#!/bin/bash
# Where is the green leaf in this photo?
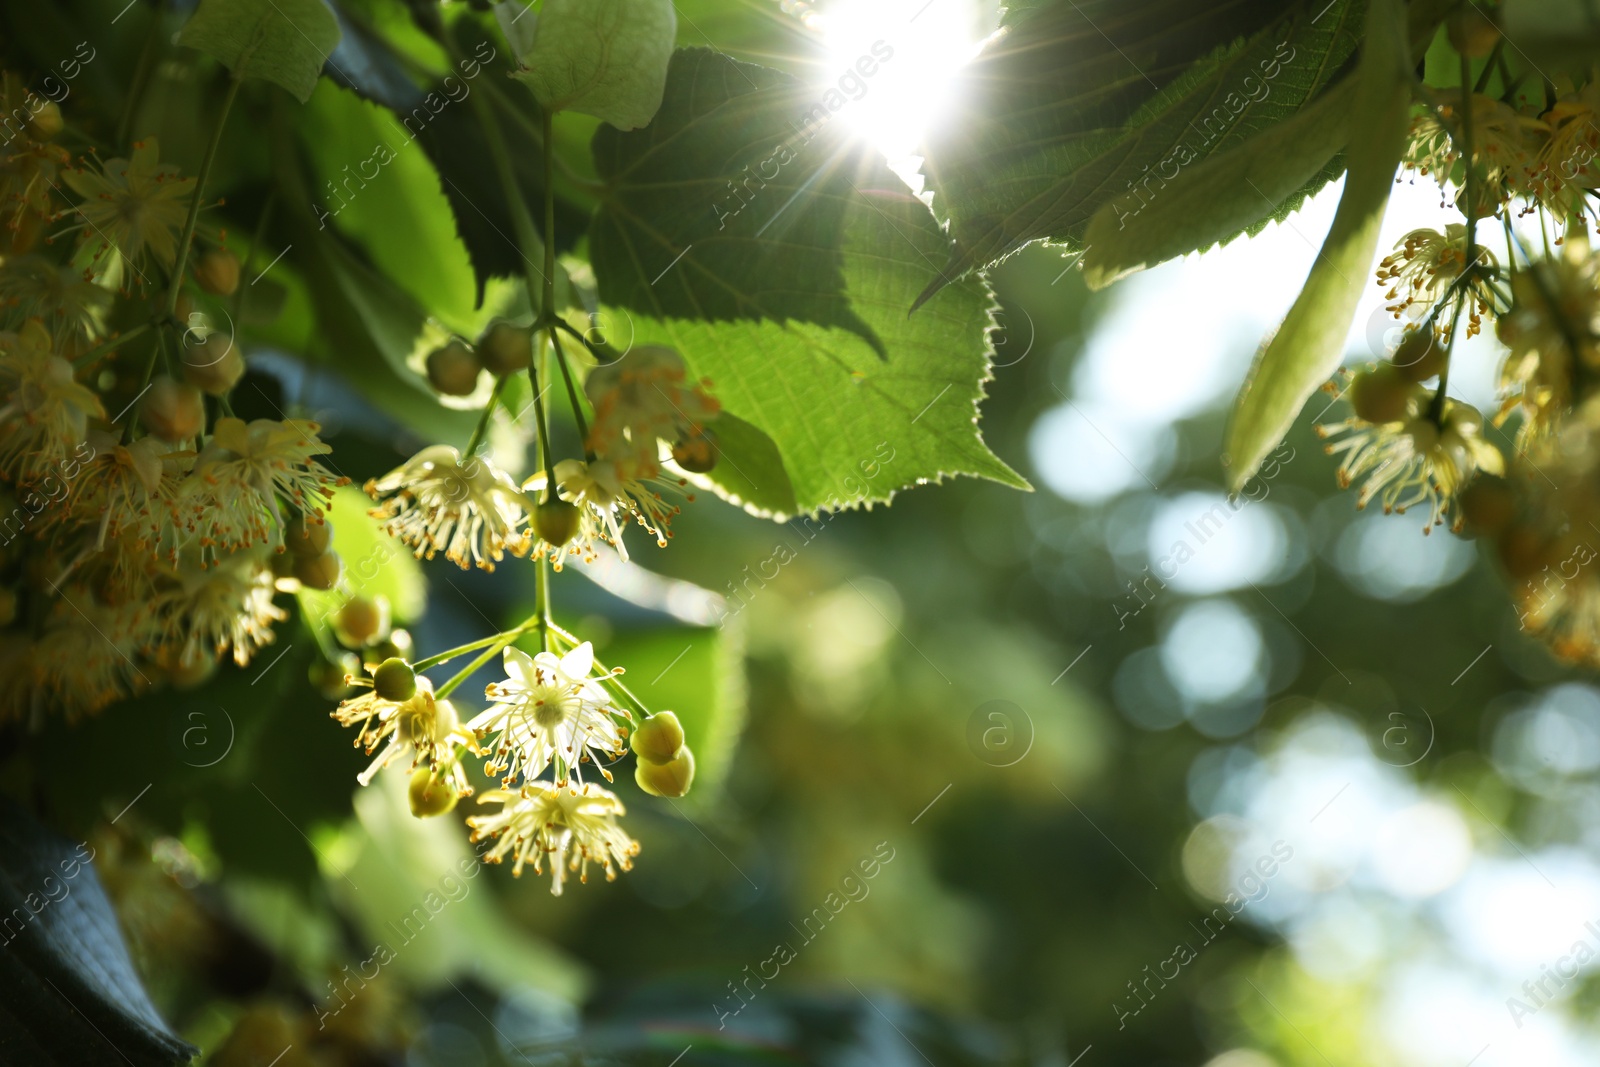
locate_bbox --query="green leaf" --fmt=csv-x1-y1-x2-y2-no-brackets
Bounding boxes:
690,411,798,519
1222,0,1412,492
178,0,341,103
916,0,1364,299
0,798,197,1066
510,0,676,130
1078,0,1453,287
298,82,482,334
1081,78,1355,288
590,49,1026,515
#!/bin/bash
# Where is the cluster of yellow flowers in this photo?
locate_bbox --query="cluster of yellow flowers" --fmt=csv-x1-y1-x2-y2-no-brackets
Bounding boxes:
1322,51,1600,666
368,343,719,573
4,65,716,895
0,110,342,719
341,335,720,893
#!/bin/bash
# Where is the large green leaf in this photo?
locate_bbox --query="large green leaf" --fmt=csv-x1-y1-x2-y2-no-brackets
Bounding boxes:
1080,79,1355,288
589,48,1026,516
0,799,196,1066
178,0,340,103
1078,0,1453,287
916,0,1364,298
1222,0,1412,491
509,0,676,130
298,82,483,334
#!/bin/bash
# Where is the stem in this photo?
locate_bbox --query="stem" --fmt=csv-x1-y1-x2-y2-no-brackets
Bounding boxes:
72,319,155,370
417,616,542,674
532,334,554,653
166,75,242,321
479,76,605,192
550,327,592,458
455,36,563,652
1434,52,1480,423
464,374,507,457
435,628,523,700
1471,40,1503,95
540,106,557,321
117,0,166,149
554,319,621,364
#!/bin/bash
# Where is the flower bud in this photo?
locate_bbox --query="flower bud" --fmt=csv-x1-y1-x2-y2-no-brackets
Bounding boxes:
1390,328,1444,383
293,549,343,590
672,429,718,473
373,657,417,701
477,322,533,377
182,334,245,395
194,248,241,296
27,102,62,141
426,341,482,396
409,768,459,817
285,514,333,556
630,710,685,764
1448,8,1499,58
1349,365,1412,424
141,376,205,442
335,595,388,648
365,628,414,665
635,747,695,798
534,498,580,546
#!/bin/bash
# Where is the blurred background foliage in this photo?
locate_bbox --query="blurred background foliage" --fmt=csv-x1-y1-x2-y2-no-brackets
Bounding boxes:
4,1,1600,1066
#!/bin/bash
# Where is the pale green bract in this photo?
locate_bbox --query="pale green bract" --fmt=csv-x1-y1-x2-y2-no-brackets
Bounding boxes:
508,0,676,130
177,0,340,103
1221,0,1412,492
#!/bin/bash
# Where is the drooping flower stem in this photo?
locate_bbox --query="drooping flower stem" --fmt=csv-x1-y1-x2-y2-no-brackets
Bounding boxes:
462,57,561,650
165,72,242,322
433,615,541,699
463,374,507,458
1433,53,1479,424
553,318,621,365
550,327,593,460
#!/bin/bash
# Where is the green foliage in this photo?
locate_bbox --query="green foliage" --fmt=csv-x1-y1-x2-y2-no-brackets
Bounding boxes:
1222,0,1412,490
0,799,197,1066
1081,78,1355,288
177,0,340,102
916,0,1364,295
299,83,483,333
509,0,677,130
590,49,1026,515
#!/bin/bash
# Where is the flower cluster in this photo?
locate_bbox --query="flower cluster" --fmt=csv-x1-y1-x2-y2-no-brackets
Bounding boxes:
365,338,720,571
1324,58,1600,666
0,107,344,718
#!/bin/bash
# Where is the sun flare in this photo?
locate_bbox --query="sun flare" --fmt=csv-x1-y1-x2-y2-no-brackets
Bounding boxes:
812,0,989,166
